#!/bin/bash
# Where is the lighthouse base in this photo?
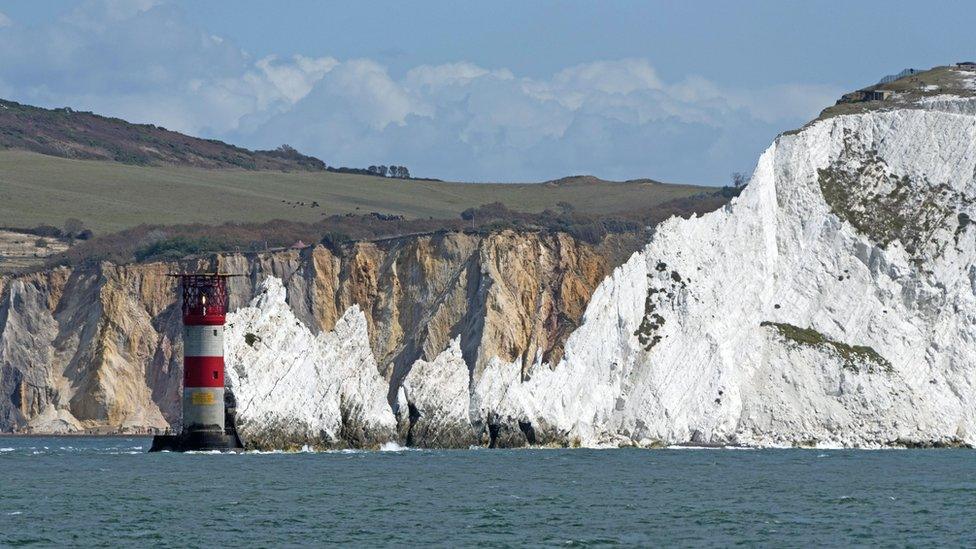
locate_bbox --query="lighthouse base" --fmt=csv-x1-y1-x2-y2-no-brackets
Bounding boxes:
149,428,245,453
150,388,245,453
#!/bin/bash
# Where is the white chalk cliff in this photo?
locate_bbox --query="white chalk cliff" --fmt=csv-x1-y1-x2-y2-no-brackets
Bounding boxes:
222,67,976,448
473,106,976,448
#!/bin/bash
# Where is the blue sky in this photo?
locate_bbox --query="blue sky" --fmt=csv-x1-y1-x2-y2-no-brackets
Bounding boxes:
1,1,974,184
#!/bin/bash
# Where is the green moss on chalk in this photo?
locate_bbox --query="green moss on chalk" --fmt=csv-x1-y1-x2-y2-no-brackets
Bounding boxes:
634,285,665,350
761,321,892,374
244,332,260,348
817,131,960,262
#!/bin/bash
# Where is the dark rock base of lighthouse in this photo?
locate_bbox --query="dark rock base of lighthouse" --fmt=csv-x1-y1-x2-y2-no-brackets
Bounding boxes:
149,430,244,452
149,391,245,452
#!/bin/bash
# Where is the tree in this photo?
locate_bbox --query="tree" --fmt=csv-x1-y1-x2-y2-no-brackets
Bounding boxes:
31,224,61,238
731,172,749,189
320,231,350,253
460,201,509,221
398,166,410,179
378,165,389,177
368,165,378,175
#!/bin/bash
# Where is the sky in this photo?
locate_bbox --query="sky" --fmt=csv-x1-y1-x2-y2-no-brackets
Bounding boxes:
0,1,974,184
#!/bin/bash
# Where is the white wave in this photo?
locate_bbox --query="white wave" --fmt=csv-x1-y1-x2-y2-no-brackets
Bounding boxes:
666,445,757,450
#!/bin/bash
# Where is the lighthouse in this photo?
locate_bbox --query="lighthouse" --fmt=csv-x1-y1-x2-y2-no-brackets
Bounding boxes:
150,273,244,452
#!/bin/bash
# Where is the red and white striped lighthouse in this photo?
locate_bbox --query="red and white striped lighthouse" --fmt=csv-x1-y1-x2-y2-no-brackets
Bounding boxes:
181,274,230,434
150,273,243,452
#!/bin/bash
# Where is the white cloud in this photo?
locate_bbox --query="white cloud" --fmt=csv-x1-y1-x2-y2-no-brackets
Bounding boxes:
0,11,12,28
552,58,664,95
319,59,429,130
0,1,333,136
254,55,338,104
404,62,513,90
247,58,838,182
0,0,843,184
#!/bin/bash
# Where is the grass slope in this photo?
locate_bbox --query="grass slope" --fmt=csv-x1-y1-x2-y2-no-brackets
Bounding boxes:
0,150,711,233
791,65,976,133
0,98,325,170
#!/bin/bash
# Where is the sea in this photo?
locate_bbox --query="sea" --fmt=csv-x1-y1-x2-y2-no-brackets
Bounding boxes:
0,437,973,547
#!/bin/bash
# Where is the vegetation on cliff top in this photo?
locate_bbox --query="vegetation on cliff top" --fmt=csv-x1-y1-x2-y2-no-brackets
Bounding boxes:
785,64,976,135
47,191,735,267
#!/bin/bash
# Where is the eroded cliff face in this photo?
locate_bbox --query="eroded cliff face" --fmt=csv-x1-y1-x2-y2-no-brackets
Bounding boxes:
0,230,616,445
466,97,976,449
0,263,175,433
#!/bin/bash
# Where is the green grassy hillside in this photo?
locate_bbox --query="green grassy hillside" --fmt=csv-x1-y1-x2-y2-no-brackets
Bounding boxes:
0,150,711,233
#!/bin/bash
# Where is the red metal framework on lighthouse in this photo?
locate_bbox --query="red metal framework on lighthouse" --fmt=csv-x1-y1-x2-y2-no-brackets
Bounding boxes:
179,274,231,324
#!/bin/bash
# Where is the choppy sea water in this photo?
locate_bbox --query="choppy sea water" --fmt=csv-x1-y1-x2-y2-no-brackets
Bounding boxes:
1,437,974,547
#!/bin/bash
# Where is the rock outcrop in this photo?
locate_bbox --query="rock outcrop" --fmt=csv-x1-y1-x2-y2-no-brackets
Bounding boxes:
398,338,478,447
224,279,396,450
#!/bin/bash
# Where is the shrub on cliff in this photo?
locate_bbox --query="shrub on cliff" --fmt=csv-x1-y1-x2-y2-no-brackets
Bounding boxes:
28,224,63,238
134,236,221,262
320,231,351,253
461,202,509,221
